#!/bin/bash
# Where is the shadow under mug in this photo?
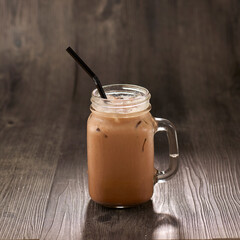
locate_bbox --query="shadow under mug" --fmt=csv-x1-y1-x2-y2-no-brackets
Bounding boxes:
82,200,180,240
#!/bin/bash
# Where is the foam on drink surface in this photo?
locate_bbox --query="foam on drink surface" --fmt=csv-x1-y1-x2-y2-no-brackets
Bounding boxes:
107,93,142,102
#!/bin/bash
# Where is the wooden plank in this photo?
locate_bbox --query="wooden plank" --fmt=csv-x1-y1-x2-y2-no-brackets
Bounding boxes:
40,102,89,240
0,0,75,239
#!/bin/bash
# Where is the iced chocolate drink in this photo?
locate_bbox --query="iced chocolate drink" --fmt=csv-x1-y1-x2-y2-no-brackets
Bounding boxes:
87,84,179,208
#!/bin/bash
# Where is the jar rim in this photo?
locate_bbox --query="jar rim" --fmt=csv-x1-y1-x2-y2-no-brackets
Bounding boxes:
91,84,151,114
92,84,150,99
91,84,150,111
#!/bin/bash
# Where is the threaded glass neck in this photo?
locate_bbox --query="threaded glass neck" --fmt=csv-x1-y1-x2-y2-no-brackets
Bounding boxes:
91,84,151,114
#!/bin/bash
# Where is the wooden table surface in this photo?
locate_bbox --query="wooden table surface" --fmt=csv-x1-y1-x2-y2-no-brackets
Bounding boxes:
0,0,240,239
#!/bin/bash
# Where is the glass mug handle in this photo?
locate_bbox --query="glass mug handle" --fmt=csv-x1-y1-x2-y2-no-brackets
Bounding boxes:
154,117,179,183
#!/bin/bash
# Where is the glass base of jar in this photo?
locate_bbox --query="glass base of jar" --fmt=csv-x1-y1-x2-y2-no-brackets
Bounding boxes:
103,204,134,209
93,199,150,209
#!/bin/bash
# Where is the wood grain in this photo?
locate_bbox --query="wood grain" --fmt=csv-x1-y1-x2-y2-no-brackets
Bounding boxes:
0,0,240,239
0,0,75,239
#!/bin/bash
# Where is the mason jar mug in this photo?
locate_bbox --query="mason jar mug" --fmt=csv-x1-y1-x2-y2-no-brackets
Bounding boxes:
87,84,179,208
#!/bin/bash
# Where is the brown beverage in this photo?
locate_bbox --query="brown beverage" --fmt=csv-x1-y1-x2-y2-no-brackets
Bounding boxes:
87,84,179,208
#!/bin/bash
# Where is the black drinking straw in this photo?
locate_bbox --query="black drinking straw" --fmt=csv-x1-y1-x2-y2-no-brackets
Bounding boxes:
66,47,107,99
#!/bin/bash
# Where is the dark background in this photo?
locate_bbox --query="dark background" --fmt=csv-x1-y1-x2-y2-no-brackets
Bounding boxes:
0,0,239,239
